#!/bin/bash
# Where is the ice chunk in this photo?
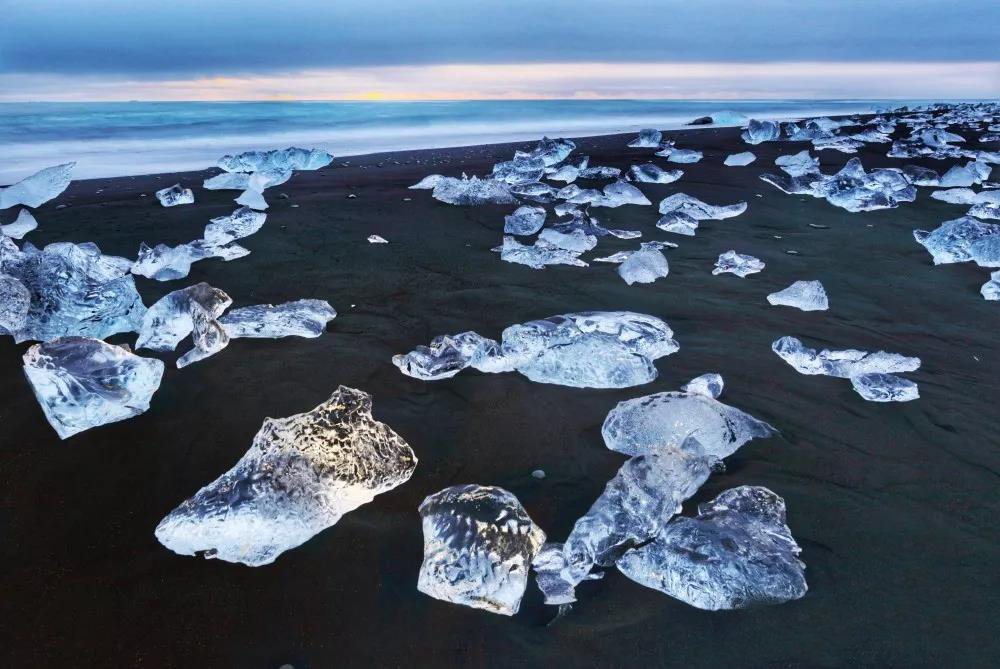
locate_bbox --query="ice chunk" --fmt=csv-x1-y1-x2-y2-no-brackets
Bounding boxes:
657,193,748,236
235,188,268,210
1,209,38,239
902,165,941,187
136,283,231,362
772,336,920,378
713,251,764,277
850,373,920,402
532,543,584,606
176,307,230,369
929,188,978,204
981,271,1000,300
767,280,829,311
765,158,916,213
2,241,145,343
503,205,546,235
628,163,682,184
417,485,546,616
939,161,992,187
203,172,250,191
367,234,388,244
492,156,546,186
0,163,75,209
578,166,621,180
592,180,651,208
742,119,781,144
593,242,673,285
218,147,333,173
392,331,507,381
23,337,163,439
812,136,863,153
724,152,756,167
219,299,336,339
628,129,662,148
775,151,820,177
525,137,576,167
494,236,588,270
155,386,416,566
616,486,807,610
656,147,703,164
509,182,557,203
913,216,1000,266
550,207,640,240
538,228,597,252
432,176,518,206
602,373,774,460
0,272,30,334
545,163,579,183
155,184,194,207
203,207,267,245
131,239,250,281
409,174,444,190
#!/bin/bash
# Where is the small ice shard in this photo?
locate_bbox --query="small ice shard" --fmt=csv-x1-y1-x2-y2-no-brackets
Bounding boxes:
219,299,336,339
713,251,765,277
538,228,597,252
775,151,820,177
1,209,38,239
767,280,829,311
724,152,756,167
432,176,518,206
367,234,388,244
602,373,774,460
218,147,333,173
593,180,651,208
155,184,194,207
155,386,417,566
0,163,75,209
409,174,444,190
417,485,545,616
495,236,588,269
394,311,678,389
616,486,807,610
850,373,920,402
503,205,546,235
742,119,781,144
578,166,621,180
23,337,164,439
772,336,920,378
628,164,682,184
913,216,1000,266
131,239,250,281
235,188,268,210
2,241,146,343
0,273,30,334
136,282,232,354
203,207,266,245
628,129,662,148
657,147,703,164
657,193,748,236
981,271,1000,300
593,242,673,285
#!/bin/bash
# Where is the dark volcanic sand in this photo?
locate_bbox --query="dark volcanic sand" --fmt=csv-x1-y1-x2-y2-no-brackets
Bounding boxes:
1,123,998,668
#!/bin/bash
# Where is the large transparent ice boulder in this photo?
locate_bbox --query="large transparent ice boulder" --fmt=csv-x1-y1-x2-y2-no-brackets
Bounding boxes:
131,239,250,281
767,280,829,311
616,486,807,610
0,163,75,209
713,251,765,277
417,485,546,616
601,373,774,461
218,147,333,173
155,184,194,207
742,119,781,144
913,216,1000,266
23,337,164,439
155,386,416,566
628,129,662,148
219,299,336,339
1,241,145,343
1,209,38,239
503,205,546,236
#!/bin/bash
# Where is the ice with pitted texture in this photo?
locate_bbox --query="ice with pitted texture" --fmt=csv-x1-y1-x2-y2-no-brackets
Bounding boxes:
629,164,682,184
628,129,662,148
850,373,920,402
545,163,580,183
0,273,30,334
913,216,1000,267
616,486,807,610
742,120,781,144
767,280,829,311
812,137,863,154
494,236,588,269
417,485,546,616
772,336,920,378
23,337,164,439
432,176,518,206
203,207,267,245
131,239,250,281
982,271,1000,300
503,206,546,235
2,209,38,239
0,163,75,209
155,386,416,566
713,251,764,277
136,282,231,366
593,242,675,285
602,373,774,461
219,299,336,339
525,137,576,167
394,311,678,388
578,166,621,180
1,241,145,343
775,151,820,177
155,184,194,207
218,147,333,173
724,152,756,166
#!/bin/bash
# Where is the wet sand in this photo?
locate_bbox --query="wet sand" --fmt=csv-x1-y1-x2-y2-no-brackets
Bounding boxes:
1,122,998,668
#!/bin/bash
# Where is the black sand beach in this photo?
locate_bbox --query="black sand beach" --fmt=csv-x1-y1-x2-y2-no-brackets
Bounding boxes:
1,122,998,667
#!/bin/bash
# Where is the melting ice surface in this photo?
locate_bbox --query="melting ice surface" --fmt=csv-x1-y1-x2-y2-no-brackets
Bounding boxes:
417,485,546,616
23,337,164,439
1,209,38,239
155,184,194,207
503,206,546,236
432,176,518,206
132,239,250,282
657,193,747,236
593,242,675,285
850,373,920,402
913,217,1000,267
724,152,757,167
155,386,417,566
767,280,829,311
0,163,75,209
713,251,765,277
0,272,30,334
616,486,807,610
218,147,333,173
761,157,916,213
219,299,336,339
203,207,267,245
136,283,232,368
393,311,678,388
495,236,588,269
742,120,781,145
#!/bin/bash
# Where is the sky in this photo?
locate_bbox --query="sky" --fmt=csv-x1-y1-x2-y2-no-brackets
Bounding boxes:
1,0,998,101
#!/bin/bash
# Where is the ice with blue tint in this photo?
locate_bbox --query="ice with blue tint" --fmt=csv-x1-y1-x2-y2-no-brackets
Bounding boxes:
155,184,194,207
724,152,756,166
657,193,747,236
850,373,920,402
155,386,417,566
913,216,1000,267
538,228,597,252
742,120,781,144
656,145,703,164
1,209,38,239
136,282,232,368
432,175,518,206
775,151,820,177
629,163,683,184
713,251,764,277
981,271,1000,300
218,147,333,173
219,299,336,339
762,158,916,213
767,280,829,311
616,486,807,610
23,337,164,439
495,236,588,270
578,166,621,180
203,207,267,245
131,239,250,281
0,272,31,334
592,180,651,208
628,129,662,148
549,207,640,240
0,163,75,209
593,241,675,285
417,485,546,616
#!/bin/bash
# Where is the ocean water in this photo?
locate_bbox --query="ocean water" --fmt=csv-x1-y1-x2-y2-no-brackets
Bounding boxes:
0,99,938,182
